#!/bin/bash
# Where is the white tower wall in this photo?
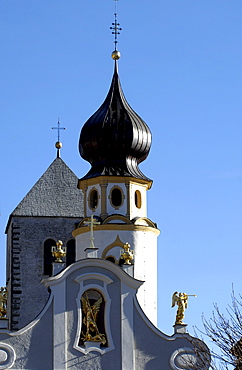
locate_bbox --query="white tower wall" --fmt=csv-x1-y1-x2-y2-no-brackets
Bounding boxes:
73,222,159,325
79,177,149,221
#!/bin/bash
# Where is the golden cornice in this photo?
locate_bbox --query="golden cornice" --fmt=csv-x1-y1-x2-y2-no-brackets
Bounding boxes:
78,176,152,190
72,223,160,238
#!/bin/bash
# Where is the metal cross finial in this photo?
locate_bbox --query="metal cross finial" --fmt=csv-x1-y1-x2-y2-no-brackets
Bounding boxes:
51,119,66,158
110,11,122,51
52,119,66,142
84,215,100,248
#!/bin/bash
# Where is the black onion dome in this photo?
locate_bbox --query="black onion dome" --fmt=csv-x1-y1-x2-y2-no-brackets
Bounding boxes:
79,61,152,181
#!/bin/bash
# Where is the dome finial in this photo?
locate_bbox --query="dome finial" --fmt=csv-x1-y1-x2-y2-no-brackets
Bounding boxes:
110,1,122,60
51,119,66,158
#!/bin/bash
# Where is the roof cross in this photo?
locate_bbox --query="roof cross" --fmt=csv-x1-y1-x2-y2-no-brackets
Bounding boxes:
84,215,100,248
51,119,66,158
52,119,66,142
110,11,122,51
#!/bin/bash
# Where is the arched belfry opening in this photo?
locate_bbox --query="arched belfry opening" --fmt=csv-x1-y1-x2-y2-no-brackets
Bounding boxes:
66,239,76,266
43,239,56,276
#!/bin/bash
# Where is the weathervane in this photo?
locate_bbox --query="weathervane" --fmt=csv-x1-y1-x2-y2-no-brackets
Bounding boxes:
110,0,122,60
51,119,66,158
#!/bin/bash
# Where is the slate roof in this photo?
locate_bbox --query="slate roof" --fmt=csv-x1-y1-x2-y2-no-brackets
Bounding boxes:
10,157,83,217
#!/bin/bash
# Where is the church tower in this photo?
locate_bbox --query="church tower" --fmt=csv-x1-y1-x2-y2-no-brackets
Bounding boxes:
73,55,160,325
0,7,210,370
5,147,84,330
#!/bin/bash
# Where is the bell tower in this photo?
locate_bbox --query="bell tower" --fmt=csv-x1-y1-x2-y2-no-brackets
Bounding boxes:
73,16,160,325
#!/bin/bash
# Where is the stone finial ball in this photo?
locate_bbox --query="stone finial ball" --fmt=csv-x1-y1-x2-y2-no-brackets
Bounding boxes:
111,50,121,60
55,141,62,149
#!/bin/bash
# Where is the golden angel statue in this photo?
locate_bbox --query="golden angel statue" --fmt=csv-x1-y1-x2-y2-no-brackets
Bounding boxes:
0,287,7,318
172,292,188,325
81,293,106,345
172,292,196,325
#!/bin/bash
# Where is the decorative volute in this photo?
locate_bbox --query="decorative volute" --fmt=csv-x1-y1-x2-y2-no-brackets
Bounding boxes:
79,61,152,181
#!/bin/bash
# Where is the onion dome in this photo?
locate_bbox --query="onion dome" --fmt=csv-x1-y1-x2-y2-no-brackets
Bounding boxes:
79,61,152,181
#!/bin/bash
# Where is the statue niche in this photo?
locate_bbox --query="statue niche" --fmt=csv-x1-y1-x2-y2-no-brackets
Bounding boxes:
79,289,106,346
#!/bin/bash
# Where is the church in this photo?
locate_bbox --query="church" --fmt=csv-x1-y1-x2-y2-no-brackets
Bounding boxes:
0,11,209,370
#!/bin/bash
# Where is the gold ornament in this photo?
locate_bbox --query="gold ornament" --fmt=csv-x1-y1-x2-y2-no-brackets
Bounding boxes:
0,287,7,318
111,50,121,60
81,293,106,345
121,242,134,265
172,292,196,325
52,240,66,263
55,141,62,149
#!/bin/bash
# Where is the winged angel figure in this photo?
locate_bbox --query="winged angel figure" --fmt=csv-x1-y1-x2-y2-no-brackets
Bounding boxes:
171,292,188,325
81,293,106,345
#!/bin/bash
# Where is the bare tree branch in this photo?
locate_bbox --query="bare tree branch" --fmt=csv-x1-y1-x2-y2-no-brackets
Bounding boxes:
191,290,242,370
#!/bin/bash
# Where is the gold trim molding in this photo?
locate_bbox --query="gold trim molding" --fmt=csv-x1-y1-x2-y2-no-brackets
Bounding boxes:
78,176,152,190
72,223,160,238
101,235,126,259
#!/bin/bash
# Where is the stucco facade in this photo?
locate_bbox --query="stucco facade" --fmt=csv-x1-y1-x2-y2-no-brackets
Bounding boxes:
0,259,205,370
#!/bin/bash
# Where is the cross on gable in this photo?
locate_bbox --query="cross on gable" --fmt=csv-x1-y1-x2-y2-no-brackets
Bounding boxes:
84,215,100,248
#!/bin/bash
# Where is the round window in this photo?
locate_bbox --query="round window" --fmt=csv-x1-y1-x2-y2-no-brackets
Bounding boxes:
135,190,142,209
89,189,98,209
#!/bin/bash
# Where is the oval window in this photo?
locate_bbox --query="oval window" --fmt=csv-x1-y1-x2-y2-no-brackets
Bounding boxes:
111,188,122,207
135,190,142,209
89,189,98,209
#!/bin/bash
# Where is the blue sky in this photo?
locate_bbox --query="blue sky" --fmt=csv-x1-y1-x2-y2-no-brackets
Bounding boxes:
0,0,242,344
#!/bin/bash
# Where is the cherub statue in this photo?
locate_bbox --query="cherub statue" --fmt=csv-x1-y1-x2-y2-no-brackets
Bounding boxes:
172,292,188,325
81,293,106,345
0,287,7,318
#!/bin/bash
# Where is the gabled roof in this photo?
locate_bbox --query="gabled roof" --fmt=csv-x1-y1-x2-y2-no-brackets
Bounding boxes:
10,157,83,218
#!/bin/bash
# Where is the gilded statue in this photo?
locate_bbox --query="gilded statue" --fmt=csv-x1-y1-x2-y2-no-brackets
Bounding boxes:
172,292,196,325
81,293,106,345
0,287,7,318
120,242,134,265
51,240,66,262
172,292,188,325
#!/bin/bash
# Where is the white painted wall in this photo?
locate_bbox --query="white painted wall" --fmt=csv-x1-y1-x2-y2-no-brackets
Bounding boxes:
129,183,147,219
85,181,148,220
75,228,158,325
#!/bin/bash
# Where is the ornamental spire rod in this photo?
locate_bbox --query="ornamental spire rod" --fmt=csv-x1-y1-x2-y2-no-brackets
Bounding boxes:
110,1,122,60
